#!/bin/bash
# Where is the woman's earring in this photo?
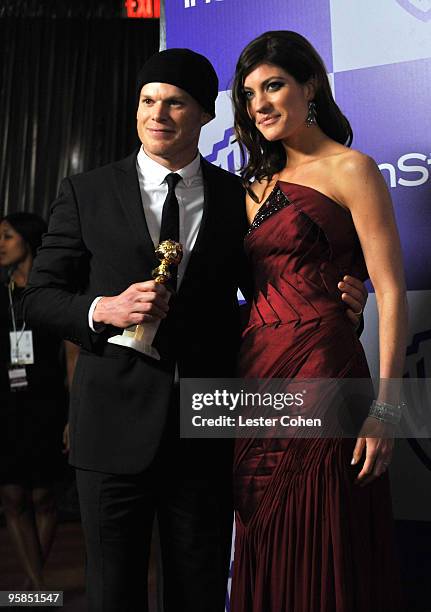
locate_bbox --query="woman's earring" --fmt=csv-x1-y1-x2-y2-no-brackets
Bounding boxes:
305,101,317,127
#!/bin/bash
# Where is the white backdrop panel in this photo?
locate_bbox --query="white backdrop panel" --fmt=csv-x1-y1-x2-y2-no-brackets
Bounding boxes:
330,0,431,72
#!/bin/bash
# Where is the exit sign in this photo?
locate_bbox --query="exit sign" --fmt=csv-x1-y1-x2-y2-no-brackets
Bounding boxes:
124,0,160,18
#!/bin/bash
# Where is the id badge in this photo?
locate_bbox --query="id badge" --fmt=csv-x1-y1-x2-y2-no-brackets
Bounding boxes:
9,330,34,365
8,366,28,391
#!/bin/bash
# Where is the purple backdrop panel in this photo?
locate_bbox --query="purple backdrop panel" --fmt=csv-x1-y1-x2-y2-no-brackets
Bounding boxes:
334,58,431,292
166,0,333,91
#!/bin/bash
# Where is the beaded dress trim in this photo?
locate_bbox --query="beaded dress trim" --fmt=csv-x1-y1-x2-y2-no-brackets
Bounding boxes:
247,185,292,235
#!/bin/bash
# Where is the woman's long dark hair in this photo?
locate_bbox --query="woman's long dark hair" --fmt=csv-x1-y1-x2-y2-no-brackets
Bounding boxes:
232,31,353,195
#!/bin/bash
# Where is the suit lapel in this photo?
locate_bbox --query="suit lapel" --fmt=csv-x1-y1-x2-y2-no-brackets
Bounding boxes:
178,157,217,293
113,152,159,270
112,153,220,288
190,156,213,254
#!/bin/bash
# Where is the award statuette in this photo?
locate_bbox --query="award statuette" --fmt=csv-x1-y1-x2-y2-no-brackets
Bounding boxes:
107,240,183,360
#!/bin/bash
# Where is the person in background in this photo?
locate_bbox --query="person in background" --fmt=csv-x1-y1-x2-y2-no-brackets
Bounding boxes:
0,212,70,589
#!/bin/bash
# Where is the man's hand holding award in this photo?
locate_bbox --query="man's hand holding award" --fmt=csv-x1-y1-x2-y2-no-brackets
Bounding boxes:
106,239,183,360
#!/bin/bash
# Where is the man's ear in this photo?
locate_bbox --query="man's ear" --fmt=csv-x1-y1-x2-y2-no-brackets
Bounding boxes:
201,111,213,127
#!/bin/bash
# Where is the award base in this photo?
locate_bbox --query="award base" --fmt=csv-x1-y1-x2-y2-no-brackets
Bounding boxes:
107,320,161,360
107,334,160,360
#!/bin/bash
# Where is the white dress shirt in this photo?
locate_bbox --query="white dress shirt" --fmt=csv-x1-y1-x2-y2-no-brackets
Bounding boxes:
136,146,204,284
88,147,205,331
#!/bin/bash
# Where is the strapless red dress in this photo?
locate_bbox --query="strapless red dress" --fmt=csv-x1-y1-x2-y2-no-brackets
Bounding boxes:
230,182,401,612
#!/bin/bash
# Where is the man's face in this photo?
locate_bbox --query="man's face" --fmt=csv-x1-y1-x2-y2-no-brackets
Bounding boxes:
136,82,211,169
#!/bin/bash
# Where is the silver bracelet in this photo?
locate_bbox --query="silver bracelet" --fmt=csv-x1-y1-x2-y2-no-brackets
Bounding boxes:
368,399,403,425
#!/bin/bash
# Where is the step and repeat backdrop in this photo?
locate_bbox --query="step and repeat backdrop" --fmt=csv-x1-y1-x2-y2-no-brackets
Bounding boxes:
165,0,431,588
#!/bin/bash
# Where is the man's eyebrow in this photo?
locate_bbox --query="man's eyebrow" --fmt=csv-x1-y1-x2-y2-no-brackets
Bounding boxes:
164,95,186,102
140,93,186,102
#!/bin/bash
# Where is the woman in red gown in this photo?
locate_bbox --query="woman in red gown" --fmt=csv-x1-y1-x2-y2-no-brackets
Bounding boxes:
230,31,407,611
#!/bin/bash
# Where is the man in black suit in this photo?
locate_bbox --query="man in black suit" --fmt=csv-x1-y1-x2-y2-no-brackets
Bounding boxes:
23,49,366,611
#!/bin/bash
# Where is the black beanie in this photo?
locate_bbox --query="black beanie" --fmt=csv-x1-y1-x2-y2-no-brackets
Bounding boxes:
136,48,219,118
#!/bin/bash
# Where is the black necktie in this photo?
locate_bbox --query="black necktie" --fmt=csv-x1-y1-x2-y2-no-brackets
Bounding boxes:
160,173,181,244
159,172,181,289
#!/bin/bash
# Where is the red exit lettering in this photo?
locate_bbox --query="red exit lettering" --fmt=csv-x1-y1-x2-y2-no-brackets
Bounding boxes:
124,0,160,18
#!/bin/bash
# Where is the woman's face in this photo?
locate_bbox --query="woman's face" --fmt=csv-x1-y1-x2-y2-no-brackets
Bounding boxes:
243,62,312,142
0,221,30,268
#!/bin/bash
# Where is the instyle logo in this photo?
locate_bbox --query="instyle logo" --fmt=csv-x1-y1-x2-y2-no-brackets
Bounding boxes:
378,153,431,188
396,0,431,22
184,0,224,7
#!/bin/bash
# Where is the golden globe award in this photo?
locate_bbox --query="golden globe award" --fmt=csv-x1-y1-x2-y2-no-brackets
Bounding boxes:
107,240,183,360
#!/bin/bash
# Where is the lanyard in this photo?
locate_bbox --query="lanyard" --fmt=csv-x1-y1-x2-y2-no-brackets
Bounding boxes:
7,280,26,364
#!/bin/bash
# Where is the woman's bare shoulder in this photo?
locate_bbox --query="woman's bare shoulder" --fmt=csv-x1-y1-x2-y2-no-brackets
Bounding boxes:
332,149,388,211
332,148,378,177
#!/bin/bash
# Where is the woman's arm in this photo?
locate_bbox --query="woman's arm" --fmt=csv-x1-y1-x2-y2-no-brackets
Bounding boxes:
336,151,408,485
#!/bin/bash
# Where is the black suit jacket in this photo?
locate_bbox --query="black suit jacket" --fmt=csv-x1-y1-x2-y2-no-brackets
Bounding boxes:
23,153,250,474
